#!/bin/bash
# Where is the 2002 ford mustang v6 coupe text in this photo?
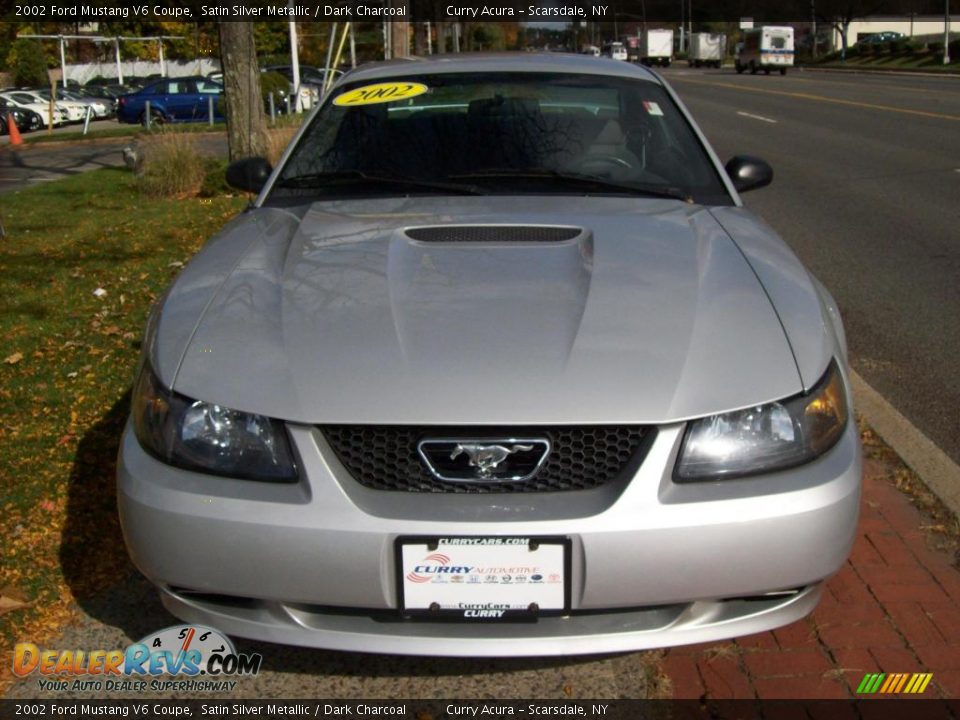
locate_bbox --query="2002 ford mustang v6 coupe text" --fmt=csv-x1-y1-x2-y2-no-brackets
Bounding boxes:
118,54,861,656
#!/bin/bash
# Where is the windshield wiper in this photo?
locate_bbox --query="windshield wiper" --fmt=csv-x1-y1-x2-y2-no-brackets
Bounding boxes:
275,170,487,195
448,169,692,202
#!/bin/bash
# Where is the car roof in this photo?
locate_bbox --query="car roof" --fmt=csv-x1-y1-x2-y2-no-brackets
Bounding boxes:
343,53,664,85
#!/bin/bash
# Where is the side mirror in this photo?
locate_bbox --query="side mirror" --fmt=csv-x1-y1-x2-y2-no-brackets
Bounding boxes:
725,155,773,194
225,156,273,193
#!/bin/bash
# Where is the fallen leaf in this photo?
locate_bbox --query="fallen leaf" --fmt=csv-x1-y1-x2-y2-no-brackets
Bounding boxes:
4,352,23,365
0,587,29,616
93,288,107,298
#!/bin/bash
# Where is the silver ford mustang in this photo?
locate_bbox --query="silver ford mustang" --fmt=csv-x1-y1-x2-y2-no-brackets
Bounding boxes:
118,54,860,656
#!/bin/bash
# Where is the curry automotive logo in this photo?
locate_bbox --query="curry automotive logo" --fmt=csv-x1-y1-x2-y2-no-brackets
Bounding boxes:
12,625,262,693
856,672,934,695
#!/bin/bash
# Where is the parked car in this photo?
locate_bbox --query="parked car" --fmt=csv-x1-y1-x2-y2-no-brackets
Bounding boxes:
119,54,860,657
855,31,905,46
30,89,89,123
0,91,67,127
262,64,339,107
57,88,112,118
0,97,44,133
116,77,224,125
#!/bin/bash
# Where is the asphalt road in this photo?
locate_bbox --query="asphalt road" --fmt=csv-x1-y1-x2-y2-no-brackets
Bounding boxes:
0,135,229,195
665,67,960,465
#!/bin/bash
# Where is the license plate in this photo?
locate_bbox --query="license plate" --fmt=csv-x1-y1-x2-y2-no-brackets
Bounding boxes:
396,537,569,619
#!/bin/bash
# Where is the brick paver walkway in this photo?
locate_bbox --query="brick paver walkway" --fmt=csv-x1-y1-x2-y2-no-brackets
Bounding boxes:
662,457,960,699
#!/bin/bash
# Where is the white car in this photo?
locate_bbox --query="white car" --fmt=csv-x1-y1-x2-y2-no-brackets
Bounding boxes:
59,89,111,119
0,91,68,127
29,89,87,122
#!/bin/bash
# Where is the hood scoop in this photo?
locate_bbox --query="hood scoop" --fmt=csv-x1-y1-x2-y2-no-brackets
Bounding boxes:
405,225,582,243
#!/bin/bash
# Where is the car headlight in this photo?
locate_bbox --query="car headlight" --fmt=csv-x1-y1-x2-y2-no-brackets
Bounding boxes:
675,361,848,481
132,364,298,482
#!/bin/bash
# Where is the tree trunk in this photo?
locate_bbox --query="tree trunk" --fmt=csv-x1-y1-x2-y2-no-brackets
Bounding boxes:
391,20,410,57
218,22,268,162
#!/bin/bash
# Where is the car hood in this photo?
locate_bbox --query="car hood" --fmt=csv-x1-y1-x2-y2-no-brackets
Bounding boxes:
157,196,804,425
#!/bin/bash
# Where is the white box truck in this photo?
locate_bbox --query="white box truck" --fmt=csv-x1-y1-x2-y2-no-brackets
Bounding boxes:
689,33,727,68
638,29,674,67
735,26,795,75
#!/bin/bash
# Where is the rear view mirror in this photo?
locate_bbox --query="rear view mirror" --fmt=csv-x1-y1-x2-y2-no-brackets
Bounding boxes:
226,156,273,193
725,156,773,194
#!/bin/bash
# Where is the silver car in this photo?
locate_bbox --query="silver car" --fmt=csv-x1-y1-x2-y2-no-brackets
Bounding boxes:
118,54,860,656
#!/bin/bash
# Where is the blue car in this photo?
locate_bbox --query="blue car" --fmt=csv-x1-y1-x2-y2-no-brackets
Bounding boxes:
116,76,224,125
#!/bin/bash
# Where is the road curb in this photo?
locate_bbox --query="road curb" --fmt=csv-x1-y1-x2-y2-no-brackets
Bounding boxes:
797,65,960,79
851,370,960,518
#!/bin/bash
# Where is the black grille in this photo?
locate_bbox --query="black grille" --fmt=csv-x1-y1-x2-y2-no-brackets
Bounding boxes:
405,226,581,243
321,425,652,494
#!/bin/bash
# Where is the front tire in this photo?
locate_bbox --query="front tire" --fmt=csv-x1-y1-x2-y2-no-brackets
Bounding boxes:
735,62,745,74
780,67,788,75
140,110,165,128
750,61,758,74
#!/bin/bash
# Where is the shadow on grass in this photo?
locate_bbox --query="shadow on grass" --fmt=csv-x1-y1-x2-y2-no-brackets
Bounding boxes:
59,389,175,641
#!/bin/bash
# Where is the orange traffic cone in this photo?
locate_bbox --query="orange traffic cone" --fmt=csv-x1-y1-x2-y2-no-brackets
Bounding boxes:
7,113,23,146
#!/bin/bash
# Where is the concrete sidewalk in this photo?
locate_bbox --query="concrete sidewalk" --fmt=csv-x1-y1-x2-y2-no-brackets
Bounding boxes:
662,426,960,699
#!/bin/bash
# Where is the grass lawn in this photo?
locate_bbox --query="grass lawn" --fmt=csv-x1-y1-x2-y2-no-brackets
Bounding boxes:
812,49,960,73
0,169,245,681
21,122,229,146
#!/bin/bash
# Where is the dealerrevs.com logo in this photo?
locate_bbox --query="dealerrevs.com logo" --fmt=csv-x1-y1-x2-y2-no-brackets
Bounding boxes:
13,625,262,692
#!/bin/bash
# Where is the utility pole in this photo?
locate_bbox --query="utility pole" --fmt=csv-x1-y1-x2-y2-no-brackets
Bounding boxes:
811,0,818,60
290,20,303,111
679,0,684,53
945,0,952,65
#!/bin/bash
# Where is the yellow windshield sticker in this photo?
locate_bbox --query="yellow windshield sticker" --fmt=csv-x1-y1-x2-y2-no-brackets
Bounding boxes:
333,82,429,107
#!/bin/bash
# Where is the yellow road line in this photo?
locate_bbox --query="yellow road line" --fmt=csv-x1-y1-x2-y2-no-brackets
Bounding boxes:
672,77,960,121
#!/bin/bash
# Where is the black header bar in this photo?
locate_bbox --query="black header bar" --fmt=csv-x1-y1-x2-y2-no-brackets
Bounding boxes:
2,0,946,23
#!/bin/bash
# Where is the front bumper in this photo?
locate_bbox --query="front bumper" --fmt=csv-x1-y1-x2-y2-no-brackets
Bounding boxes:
118,420,861,656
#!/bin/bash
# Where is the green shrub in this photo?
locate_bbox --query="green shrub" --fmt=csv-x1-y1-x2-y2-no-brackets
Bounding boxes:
198,157,232,197
889,39,905,53
928,41,944,53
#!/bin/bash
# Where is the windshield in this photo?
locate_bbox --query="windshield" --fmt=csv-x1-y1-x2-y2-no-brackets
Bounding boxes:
273,71,730,205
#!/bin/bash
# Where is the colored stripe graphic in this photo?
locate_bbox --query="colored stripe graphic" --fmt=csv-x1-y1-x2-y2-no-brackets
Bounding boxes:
857,672,933,694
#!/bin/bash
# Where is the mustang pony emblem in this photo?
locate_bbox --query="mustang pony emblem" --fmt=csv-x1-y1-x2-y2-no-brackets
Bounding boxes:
450,443,535,479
